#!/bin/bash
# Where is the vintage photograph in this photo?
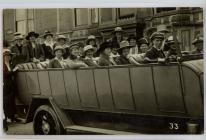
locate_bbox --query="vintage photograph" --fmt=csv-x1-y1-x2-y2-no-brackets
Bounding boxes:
2,8,203,135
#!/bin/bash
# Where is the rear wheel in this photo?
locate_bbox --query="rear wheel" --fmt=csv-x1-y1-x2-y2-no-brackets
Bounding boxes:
33,105,64,135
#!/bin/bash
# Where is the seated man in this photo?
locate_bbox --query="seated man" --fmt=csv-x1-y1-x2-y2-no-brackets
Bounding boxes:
144,32,165,63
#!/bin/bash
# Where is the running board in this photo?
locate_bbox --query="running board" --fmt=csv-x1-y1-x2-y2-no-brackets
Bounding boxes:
65,125,138,135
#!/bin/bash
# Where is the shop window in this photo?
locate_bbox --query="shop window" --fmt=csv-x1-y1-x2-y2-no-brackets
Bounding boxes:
118,8,136,19
100,8,113,23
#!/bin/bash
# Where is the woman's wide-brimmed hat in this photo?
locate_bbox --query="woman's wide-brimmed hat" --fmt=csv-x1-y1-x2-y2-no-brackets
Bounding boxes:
164,36,181,50
83,45,96,53
57,35,67,42
53,45,65,54
86,35,96,45
68,42,81,50
157,24,170,33
13,32,24,41
43,31,53,39
26,31,39,40
96,42,112,54
112,27,125,34
165,36,175,44
117,41,134,51
138,38,149,46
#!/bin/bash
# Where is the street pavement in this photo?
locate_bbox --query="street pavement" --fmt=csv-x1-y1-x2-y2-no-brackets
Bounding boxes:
6,122,34,135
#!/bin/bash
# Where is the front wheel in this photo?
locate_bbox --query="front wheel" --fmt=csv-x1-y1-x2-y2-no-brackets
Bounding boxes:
33,105,64,135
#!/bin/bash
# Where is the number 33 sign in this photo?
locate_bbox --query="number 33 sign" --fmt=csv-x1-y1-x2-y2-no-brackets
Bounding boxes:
169,123,179,130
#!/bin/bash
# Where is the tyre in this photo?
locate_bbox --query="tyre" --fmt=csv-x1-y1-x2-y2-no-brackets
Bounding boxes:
33,105,64,135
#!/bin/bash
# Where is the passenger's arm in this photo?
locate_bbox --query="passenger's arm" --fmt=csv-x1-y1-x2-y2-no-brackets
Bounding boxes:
128,57,141,65
143,57,158,63
66,60,88,69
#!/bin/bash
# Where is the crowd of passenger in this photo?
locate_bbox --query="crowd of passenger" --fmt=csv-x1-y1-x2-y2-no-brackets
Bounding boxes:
2,25,203,131
3,26,203,70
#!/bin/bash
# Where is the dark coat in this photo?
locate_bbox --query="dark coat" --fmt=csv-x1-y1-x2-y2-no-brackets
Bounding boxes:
48,59,63,68
10,44,29,66
3,62,16,119
111,36,122,47
26,42,45,62
145,46,165,59
41,43,55,60
98,54,114,66
115,55,131,65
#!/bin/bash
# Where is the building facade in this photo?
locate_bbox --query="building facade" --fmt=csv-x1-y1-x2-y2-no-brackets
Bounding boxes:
3,8,203,51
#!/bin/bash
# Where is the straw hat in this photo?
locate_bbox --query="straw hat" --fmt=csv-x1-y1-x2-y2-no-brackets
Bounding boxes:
86,35,96,45
157,24,169,33
83,45,96,53
112,27,124,34
57,35,67,42
43,31,53,39
117,41,134,51
68,42,81,50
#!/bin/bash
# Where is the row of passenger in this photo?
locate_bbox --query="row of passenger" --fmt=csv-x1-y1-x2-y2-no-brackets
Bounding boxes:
4,26,203,70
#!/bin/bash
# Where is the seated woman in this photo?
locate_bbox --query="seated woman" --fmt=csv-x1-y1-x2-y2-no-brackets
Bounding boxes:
97,42,116,66
83,45,99,67
115,41,133,65
65,43,88,68
48,45,67,68
55,35,70,59
127,38,149,65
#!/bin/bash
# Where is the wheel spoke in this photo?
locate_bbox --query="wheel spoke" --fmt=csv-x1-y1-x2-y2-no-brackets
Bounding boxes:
34,106,62,135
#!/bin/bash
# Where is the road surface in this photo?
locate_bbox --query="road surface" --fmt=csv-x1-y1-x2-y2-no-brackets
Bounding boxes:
6,121,33,135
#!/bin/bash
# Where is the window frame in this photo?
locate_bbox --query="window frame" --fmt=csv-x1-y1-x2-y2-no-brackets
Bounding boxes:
15,9,35,34
99,8,116,26
74,8,89,27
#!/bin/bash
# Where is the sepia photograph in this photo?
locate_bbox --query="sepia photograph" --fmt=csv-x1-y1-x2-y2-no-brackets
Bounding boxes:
2,7,204,135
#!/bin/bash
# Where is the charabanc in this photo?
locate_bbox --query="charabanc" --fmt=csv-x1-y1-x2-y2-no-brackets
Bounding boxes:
14,54,203,134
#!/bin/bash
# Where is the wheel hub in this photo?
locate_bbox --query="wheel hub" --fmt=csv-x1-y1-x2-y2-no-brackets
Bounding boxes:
42,115,50,134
